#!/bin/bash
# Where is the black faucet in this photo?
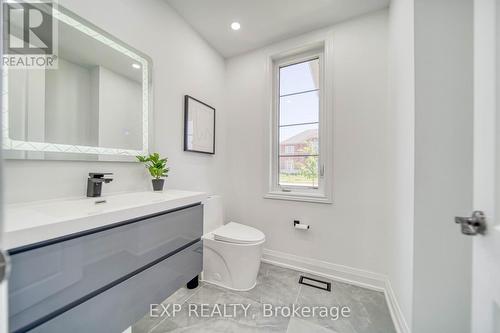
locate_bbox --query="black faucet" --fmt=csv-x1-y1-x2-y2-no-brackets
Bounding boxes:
87,173,113,197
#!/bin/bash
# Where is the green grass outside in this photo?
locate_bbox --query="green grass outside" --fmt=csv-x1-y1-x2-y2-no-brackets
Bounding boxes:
279,173,318,187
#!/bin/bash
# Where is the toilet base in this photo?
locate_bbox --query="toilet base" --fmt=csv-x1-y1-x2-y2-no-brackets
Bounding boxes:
202,278,257,292
186,276,199,289
202,234,264,291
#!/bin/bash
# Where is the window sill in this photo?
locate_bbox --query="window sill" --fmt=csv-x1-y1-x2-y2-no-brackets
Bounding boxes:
264,191,332,204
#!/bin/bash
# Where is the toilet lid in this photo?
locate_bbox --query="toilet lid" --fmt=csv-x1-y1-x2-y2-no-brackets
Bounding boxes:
213,222,265,244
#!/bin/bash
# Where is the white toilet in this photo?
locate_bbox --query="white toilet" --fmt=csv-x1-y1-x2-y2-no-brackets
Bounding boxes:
202,195,265,291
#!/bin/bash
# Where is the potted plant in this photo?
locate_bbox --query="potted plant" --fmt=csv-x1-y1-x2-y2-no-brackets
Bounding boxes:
136,153,169,191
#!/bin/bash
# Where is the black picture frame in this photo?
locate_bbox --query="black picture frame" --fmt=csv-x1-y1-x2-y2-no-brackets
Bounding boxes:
183,95,216,154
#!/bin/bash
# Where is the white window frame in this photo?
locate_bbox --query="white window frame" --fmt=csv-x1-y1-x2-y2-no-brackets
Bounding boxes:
265,40,333,204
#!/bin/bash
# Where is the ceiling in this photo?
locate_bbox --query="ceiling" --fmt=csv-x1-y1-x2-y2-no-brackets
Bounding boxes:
165,0,390,58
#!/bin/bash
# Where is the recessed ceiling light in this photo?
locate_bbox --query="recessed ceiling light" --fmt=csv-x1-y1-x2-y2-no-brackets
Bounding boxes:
132,63,141,69
231,22,241,31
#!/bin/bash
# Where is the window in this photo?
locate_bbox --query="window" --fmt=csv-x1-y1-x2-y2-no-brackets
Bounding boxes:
284,145,295,154
266,47,332,203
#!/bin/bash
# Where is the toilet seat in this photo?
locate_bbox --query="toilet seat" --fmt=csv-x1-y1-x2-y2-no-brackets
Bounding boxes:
212,222,265,244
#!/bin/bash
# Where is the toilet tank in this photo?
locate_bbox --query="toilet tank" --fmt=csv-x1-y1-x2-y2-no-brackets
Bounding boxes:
203,195,224,234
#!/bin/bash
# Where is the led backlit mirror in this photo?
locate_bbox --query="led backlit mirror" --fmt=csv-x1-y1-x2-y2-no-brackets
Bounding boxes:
2,5,152,161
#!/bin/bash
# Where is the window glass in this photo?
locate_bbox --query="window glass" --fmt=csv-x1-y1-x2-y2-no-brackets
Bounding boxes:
279,91,319,126
277,58,320,188
279,156,319,188
279,59,319,96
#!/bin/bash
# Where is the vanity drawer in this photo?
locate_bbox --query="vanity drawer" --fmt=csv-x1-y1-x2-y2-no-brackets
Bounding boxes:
8,204,203,333
32,241,203,333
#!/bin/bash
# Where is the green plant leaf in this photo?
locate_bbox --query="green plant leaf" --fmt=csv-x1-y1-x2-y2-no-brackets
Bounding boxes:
138,152,169,179
136,155,149,163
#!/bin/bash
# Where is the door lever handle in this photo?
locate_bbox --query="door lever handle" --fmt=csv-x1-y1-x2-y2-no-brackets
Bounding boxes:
455,211,487,236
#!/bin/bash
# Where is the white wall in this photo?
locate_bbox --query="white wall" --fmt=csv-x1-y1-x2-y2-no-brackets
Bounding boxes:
386,0,415,329
3,0,226,203
413,0,473,332
224,11,392,277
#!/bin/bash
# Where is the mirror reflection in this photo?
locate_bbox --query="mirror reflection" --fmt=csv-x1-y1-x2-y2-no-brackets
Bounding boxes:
4,7,150,161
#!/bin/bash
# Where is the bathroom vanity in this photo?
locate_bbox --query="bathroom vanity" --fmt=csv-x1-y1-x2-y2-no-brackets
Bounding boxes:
5,190,206,333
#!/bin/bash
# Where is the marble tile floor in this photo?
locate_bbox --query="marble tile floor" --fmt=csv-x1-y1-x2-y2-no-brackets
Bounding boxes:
132,263,396,333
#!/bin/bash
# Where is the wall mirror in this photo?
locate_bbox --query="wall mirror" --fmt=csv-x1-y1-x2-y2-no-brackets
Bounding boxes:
3,5,152,161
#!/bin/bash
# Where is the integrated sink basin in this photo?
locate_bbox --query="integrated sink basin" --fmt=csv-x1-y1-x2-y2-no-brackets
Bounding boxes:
5,190,207,250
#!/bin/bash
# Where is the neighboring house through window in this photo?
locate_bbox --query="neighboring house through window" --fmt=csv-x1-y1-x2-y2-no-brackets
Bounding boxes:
284,145,295,155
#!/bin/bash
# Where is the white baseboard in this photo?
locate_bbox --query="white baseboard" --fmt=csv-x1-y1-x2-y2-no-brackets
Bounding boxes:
261,248,410,333
384,280,411,333
262,248,387,291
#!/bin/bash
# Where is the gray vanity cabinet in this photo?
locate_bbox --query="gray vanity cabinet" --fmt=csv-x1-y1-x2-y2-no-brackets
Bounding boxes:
8,203,203,333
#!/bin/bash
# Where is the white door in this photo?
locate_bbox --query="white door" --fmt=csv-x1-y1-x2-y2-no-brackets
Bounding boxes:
0,249,7,333
0,1,7,332
471,0,500,332
0,204,6,332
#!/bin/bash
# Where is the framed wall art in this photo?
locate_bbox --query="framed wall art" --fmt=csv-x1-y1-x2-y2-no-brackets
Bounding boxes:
184,95,216,154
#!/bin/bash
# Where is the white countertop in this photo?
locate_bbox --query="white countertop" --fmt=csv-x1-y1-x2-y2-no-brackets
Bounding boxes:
5,190,207,250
